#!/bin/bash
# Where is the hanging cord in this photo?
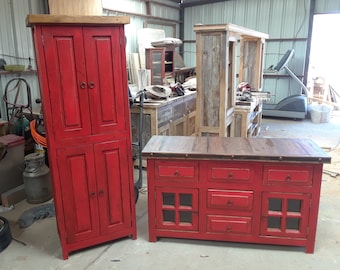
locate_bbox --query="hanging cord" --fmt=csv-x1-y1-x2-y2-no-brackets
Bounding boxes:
30,119,47,148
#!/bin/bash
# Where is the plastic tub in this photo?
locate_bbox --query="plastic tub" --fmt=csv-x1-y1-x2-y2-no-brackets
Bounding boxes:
310,104,332,124
0,135,25,203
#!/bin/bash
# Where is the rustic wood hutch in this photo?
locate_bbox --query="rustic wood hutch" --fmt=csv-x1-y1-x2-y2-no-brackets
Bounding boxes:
194,24,268,137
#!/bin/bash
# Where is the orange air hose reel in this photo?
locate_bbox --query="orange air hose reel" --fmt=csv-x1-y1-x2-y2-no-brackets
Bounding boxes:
30,119,47,148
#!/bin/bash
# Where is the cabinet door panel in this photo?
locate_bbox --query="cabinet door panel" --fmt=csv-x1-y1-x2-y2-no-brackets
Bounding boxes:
94,140,132,234
41,26,91,140
57,145,100,243
155,187,199,231
84,27,129,133
260,192,310,238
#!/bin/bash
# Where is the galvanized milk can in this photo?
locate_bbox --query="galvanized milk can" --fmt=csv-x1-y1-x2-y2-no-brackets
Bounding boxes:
23,153,52,204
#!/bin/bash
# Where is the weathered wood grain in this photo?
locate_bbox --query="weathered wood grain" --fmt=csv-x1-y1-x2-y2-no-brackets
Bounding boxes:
142,135,331,163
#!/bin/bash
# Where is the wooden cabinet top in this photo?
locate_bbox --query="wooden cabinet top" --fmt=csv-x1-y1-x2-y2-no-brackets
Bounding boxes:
142,136,331,163
26,14,130,27
193,23,268,39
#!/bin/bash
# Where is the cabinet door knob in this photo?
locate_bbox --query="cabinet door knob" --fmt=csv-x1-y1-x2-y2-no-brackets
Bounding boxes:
88,81,95,89
90,192,96,198
80,82,87,89
99,190,104,196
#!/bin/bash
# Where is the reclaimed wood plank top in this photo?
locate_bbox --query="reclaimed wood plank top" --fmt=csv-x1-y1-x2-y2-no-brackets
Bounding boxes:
26,14,130,26
142,136,331,163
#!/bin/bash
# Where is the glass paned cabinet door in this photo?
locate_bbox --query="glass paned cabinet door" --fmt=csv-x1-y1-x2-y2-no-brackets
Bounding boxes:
155,187,199,231
146,48,164,85
260,192,310,238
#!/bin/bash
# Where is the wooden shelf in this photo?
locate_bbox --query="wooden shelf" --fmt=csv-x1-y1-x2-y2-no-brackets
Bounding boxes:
0,70,37,76
234,97,263,137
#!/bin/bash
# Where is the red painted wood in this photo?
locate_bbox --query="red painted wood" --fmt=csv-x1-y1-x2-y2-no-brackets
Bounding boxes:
57,145,100,243
29,20,136,259
84,27,129,133
94,139,133,235
41,26,91,140
144,136,330,253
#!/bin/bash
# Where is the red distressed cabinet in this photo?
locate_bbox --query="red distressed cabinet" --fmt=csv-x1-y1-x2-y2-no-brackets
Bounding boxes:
27,15,137,259
142,136,331,253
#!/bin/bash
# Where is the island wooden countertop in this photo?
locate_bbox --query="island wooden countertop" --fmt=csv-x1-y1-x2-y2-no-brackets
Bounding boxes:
142,136,331,163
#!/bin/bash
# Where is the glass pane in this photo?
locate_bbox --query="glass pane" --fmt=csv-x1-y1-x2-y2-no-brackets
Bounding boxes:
287,199,302,212
163,210,175,222
179,211,192,223
179,194,192,207
163,193,175,206
269,198,282,211
286,218,300,230
268,217,281,228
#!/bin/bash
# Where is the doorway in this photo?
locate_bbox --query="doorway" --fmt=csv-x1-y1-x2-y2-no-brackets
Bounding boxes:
308,13,340,99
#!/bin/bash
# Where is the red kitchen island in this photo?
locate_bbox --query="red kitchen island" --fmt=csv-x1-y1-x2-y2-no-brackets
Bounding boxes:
142,136,331,253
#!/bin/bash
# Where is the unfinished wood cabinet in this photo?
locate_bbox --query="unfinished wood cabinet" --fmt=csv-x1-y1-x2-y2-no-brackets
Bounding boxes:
234,98,263,137
130,91,196,161
194,24,268,137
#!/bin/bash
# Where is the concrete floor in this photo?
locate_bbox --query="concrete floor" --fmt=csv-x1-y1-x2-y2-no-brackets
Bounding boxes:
1,111,340,270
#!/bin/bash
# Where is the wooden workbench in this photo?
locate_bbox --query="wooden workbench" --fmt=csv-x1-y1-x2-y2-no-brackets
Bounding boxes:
130,91,196,161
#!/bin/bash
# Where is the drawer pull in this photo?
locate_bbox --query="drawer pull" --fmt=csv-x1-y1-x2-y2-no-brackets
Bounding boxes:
226,226,232,232
285,175,292,181
228,172,233,179
227,200,233,207
174,170,179,176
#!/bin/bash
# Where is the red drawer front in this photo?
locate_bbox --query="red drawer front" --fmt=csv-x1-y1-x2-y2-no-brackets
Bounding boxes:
207,215,252,234
207,190,253,211
155,161,198,181
263,165,313,185
209,166,253,183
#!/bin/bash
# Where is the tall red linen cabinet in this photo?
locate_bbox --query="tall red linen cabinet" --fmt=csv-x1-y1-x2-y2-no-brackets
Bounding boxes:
26,15,137,259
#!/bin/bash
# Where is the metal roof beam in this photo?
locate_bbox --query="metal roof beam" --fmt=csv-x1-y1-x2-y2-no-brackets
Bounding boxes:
181,0,233,8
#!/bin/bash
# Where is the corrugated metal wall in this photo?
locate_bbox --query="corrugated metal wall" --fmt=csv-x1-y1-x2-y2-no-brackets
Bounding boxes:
0,0,46,118
102,0,180,54
183,0,340,104
315,0,340,14
0,0,180,119
183,0,311,103
1,0,339,120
